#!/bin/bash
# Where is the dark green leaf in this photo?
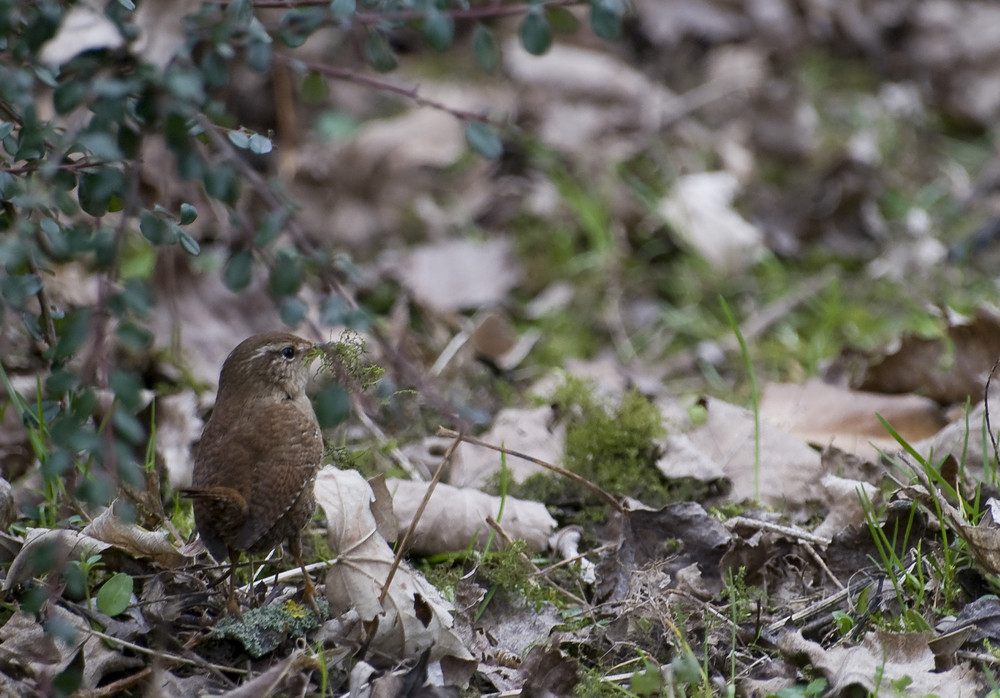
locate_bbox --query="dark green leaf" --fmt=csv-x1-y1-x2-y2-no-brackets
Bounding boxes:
110,368,144,412
320,295,347,325
115,322,153,351
247,36,273,72
139,210,174,245
315,112,359,141
177,227,201,255
472,24,500,74
179,202,197,225
301,72,329,103
46,368,80,395
422,10,454,52
279,296,307,327
77,132,123,162
1,273,42,308
255,209,287,246
96,573,133,617
78,166,125,217
313,384,350,428
277,8,325,48
330,0,355,20
164,66,206,103
546,6,580,34
226,0,253,26
200,50,229,90
51,308,92,362
53,80,87,114
270,248,304,296
519,9,552,56
224,249,254,291
203,163,239,204
465,121,503,159
365,31,398,72
114,409,146,445
118,125,141,159
0,170,17,200
590,0,623,40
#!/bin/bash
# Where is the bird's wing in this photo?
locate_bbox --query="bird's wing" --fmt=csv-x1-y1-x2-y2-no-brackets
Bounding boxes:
229,402,323,552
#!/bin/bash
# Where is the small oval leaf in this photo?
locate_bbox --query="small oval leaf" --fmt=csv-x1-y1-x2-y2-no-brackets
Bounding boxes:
365,31,398,72
422,10,454,52
97,572,133,617
519,9,552,56
224,249,254,291
472,24,500,74
590,0,623,40
465,121,503,159
177,228,201,256
546,6,580,34
330,0,356,20
179,202,197,225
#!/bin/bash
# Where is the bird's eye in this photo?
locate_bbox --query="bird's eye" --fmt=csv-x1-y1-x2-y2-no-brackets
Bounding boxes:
281,346,295,359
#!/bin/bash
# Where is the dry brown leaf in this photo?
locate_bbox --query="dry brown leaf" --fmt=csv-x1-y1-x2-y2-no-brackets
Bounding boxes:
811,474,881,542
82,500,188,568
760,378,947,461
132,0,201,71
656,433,728,484
387,479,556,555
0,477,15,531
686,397,822,510
155,391,202,489
0,604,144,691
0,605,86,683
658,172,766,274
381,238,521,314
314,467,473,668
3,528,110,592
854,306,1000,405
39,0,124,66
596,501,732,604
778,629,982,695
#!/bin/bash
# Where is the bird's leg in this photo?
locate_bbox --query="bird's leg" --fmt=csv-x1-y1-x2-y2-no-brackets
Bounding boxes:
226,549,243,619
289,534,319,614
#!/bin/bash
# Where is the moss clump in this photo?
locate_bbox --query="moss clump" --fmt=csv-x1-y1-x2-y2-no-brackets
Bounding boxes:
555,377,669,506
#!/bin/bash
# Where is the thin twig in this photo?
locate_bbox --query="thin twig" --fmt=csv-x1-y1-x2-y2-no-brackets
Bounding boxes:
722,516,832,547
213,0,582,20
535,543,615,576
26,257,56,349
276,55,508,128
74,668,153,698
83,626,248,674
437,427,625,513
985,355,1000,472
802,541,845,591
378,431,460,604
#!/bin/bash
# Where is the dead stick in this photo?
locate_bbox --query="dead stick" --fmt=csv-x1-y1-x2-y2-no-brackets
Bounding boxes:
378,432,460,604
437,427,624,513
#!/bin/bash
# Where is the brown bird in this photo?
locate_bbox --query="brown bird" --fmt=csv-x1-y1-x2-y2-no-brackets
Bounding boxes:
182,332,323,615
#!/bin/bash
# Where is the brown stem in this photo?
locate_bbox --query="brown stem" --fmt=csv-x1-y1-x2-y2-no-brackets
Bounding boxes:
212,0,582,20
437,427,625,513
378,431,461,604
275,54,509,128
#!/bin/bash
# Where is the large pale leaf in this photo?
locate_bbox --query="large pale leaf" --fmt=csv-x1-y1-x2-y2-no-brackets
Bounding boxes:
314,467,473,668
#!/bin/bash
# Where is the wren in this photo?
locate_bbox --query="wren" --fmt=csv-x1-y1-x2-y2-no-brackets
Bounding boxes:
182,332,323,615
